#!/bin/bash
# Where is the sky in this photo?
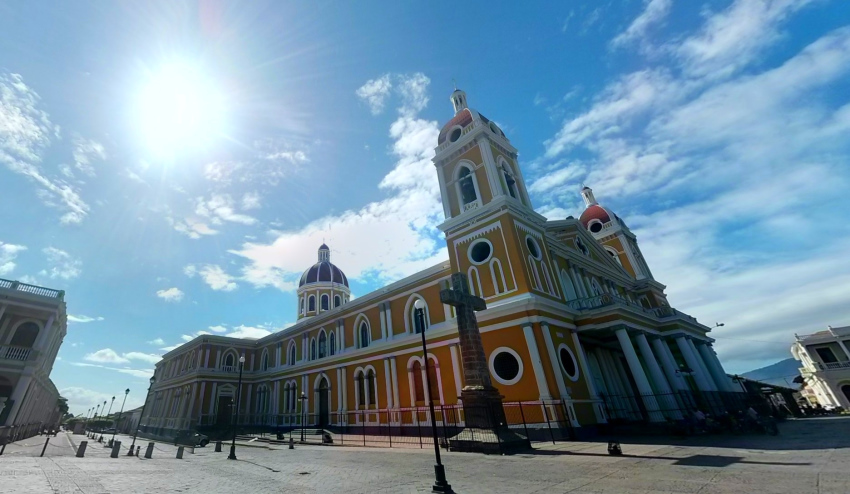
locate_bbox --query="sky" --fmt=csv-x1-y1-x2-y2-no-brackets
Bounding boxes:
1,0,848,415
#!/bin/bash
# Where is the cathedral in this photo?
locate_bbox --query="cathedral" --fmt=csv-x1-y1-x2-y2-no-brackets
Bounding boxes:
141,89,737,439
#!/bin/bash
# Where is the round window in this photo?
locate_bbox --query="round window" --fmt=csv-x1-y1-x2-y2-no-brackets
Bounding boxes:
450,127,462,142
526,236,541,260
469,240,492,264
589,221,603,233
575,238,589,256
558,345,579,381
489,347,523,385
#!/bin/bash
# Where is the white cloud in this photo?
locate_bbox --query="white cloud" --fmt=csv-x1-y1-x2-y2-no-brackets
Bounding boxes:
71,135,106,177
227,324,272,339
84,348,128,364
0,73,89,224
208,325,227,333
242,192,261,210
232,74,446,291
356,74,393,115
185,264,238,291
181,330,211,342
69,362,154,380
156,287,184,302
147,338,165,345
123,352,161,364
195,193,257,225
611,0,672,50
160,344,181,352
675,0,815,79
0,241,26,276
532,14,850,373
67,314,104,323
59,386,145,416
169,216,219,239
264,150,309,164
42,247,81,279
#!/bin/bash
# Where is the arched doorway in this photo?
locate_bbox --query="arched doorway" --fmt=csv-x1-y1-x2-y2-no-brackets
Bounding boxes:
10,322,39,347
317,378,330,427
841,384,850,407
216,392,234,426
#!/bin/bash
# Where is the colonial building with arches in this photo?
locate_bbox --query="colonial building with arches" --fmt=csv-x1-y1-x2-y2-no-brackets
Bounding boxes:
143,89,735,437
0,279,66,437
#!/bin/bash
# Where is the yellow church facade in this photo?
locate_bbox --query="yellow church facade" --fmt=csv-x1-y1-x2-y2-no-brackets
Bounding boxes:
142,90,736,439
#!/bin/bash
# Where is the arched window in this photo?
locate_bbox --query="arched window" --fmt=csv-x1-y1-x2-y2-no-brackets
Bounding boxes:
289,344,296,365
321,294,329,311
334,295,341,308
299,297,305,314
468,266,483,297
605,247,623,266
502,162,520,200
490,258,506,295
528,256,541,291
223,353,235,371
310,338,317,360
560,269,578,301
412,361,424,402
356,372,366,406
591,279,603,296
261,352,269,371
541,263,554,295
10,322,39,348
407,296,430,334
318,332,327,358
359,321,370,348
329,332,336,356
457,166,477,207
366,369,377,406
308,295,316,312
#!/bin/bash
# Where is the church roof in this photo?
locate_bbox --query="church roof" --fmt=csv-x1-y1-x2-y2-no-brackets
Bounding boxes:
579,204,612,227
299,244,349,288
438,108,498,145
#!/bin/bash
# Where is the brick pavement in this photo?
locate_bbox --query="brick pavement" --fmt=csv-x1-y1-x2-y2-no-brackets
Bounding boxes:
1,417,849,493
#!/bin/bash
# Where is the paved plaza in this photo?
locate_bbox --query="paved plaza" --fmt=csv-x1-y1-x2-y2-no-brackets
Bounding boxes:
1,417,849,493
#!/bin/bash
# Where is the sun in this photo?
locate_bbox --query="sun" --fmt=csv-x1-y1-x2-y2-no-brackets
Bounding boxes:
137,63,226,156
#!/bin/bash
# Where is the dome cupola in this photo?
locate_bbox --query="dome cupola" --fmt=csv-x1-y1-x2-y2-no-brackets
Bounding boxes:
296,244,351,319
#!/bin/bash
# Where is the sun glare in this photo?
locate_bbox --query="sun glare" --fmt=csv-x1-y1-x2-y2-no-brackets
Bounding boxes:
137,64,225,156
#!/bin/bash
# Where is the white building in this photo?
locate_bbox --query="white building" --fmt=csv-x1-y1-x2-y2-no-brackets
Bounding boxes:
791,325,850,409
0,278,67,440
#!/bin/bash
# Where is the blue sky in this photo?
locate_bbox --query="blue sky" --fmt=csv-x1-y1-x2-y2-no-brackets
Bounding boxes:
1,0,848,414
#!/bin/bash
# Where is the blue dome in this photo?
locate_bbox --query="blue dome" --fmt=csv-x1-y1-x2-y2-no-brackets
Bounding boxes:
299,244,349,287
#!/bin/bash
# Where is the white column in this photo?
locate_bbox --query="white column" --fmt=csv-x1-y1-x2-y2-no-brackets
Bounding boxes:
379,303,387,341
652,338,687,391
675,336,715,392
6,375,32,425
385,303,394,340
522,324,552,400
614,329,664,422
383,359,393,409
541,324,568,398
34,314,55,351
571,332,606,423
390,358,400,410
449,344,463,400
696,342,734,392
687,339,718,391
336,368,342,413
341,368,348,412
635,333,681,419
340,321,346,352
208,383,217,416
835,339,850,361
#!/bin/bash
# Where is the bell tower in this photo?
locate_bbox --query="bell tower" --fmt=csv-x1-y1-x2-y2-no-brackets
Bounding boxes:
433,90,560,302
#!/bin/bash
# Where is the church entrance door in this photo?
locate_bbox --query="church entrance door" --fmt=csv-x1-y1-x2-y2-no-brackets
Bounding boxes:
217,396,233,426
318,379,330,427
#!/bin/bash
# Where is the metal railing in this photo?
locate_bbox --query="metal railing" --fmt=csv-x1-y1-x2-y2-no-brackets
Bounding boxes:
599,390,769,425
0,278,64,299
1,345,32,361
566,294,697,322
819,361,850,371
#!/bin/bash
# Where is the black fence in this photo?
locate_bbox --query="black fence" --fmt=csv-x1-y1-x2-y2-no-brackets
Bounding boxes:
190,400,577,452
599,390,777,425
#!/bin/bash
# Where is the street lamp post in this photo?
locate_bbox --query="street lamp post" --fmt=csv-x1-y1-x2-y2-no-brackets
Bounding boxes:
85,408,92,433
112,389,129,444
414,299,453,494
99,399,112,441
128,376,156,456
228,355,246,460
299,393,307,442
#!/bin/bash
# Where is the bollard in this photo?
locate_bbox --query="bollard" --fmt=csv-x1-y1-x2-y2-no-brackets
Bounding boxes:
111,441,121,458
108,439,113,448
1,443,6,456
289,437,294,450
176,446,184,459
607,440,622,456
214,440,222,452
76,441,88,458
144,442,154,459
41,437,50,457
135,445,140,456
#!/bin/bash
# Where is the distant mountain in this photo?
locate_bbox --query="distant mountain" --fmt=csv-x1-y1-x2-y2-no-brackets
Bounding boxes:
740,358,801,388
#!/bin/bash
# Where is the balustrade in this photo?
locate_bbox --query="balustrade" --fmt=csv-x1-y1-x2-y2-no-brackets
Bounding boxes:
1,345,32,361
